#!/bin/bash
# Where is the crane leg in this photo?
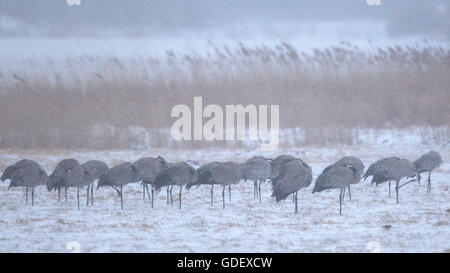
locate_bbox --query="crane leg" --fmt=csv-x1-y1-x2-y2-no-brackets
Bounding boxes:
86,185,90,206
31,187,34,206
166,186,170,204
91,183,94,206
222,185,225,209
395,180,399,204
170,186,173,206
58,187,61,202
342,187,346,204
77,187,80,210
294,192,298,214
427,171,431,194
348,185,352,201
65,187,68,202
339,188,343,215
120,186,123,210
151,185,154,208
210,185,214,206
142,184,145,200
26,187,28,205
112,186,121,197
229,185,231,202
179,186,182,210
258,181,262,203
254,181,257,199
417,173,421,187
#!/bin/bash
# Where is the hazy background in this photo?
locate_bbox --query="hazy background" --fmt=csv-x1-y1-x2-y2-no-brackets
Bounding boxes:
1,0,449,63
0,0,449,149
0,0,449,39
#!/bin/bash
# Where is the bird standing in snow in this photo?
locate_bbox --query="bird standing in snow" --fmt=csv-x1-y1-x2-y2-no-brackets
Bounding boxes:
363,157,400,196
2,159,48,206
81,160,109,206
133,156,168,208
272,159,312,214
186,161,221,206
98,162,140,209
154,162,197,209
413,151,443,194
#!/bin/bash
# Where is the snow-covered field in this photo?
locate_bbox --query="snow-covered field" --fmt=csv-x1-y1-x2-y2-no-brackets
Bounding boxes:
0,143,448,253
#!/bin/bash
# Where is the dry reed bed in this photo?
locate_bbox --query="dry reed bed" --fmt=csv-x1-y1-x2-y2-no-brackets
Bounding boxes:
0,42,449,149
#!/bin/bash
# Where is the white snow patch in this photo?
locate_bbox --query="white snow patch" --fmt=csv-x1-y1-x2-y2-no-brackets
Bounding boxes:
0,143,449,252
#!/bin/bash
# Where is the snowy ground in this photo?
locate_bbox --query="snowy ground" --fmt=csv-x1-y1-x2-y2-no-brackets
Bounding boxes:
0,143,449,253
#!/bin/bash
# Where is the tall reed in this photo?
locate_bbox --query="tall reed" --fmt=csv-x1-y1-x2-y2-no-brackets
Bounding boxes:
0,42,449,149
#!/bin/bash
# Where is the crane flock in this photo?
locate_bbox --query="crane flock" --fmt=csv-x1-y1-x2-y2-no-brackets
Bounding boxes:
0,151,443,215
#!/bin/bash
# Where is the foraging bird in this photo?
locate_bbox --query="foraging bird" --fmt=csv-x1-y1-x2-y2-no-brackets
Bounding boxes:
314,156,364,201
330,156,365,200
364,157,400,181
154,162,197,209
2,159,48,206
313,165,361,215
363,157,400,197
271,159,312,214
413,151,443,194
272,155,296,166
371,159,417,204
81,160,109,206
242,156,272,202
1,159,42,182
205,161,243,208
133,156,168,208
270,155,296,180
47,158,80,202
97,162,140,209
186,161,221,206
60,165,94,210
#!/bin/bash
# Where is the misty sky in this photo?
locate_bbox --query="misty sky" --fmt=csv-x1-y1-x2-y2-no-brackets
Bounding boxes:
0,0,449,39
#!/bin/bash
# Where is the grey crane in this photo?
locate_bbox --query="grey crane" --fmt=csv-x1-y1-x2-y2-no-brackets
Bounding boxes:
81,160,109,206
314,156,364,201
97,162,140,209
60,165,94,210
371,159,417,204
154,162,197,209
271,155,296,166
242,156,272,202
1,159,42,182
2,159,48,206
271,159,312,214
204,161,243,208
313,165,361,215
132,156,168,208
186,161,221,206
363,157,400,196
413,151,443,194
270,155,296,181
47,158,80,202
330,156,365,200
270,155,297,202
